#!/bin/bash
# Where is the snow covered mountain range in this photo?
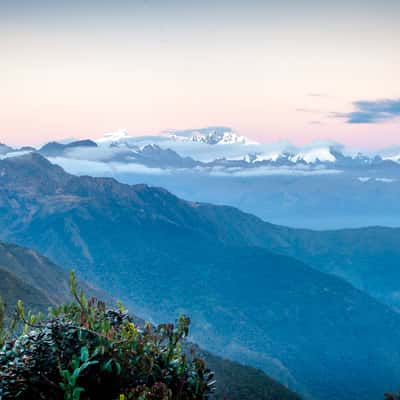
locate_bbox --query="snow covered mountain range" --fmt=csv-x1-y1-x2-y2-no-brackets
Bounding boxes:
92,127,400,166
91,127,347,165
3,126,397,169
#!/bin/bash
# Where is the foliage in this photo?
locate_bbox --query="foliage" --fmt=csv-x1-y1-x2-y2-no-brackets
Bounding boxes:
0,271,215,400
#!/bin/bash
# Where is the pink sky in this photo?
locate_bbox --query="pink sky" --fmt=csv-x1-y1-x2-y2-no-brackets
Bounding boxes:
0,0,399,149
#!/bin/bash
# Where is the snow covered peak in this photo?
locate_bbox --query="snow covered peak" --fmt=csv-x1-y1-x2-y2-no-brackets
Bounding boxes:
379,146,400,163
208,130,257,145
239,142,340,165
96,129,132,145
289,146,337,163
163,127,258,145
384,154,400,163
253,151,286,163
83,128,396,167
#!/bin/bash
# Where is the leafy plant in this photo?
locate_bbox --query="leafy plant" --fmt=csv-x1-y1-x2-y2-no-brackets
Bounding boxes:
0,271,215,400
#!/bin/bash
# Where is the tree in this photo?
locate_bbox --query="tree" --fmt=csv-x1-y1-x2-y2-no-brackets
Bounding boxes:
0,271,215,400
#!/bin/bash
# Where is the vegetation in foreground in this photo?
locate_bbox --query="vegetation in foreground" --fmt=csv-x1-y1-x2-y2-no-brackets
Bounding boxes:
0,272,214,400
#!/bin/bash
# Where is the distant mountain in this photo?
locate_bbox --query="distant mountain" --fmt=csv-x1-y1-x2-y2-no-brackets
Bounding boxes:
95,129,133,146
2,129,398,229
0,239,300,400
162,126,259,145
38,139,98,157
105,144,199,168
133,144,199,168
1,153,400,400
3,130,400,228
91,128,397,168
3,129,400,170
379,146,400,163
36,136,199,169
95,126,258,146
0,143,13,155
38,141,65,156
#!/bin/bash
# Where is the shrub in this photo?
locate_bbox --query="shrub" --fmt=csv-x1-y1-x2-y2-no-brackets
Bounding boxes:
0,271,215,400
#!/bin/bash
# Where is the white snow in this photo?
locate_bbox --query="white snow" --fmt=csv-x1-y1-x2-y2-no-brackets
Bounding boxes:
164,127,258,145
376,146,400,163
382,154,400,163
376,177,396,183
253,152,282,162
359,177,397,183
96,129,133,145
289,147,336,163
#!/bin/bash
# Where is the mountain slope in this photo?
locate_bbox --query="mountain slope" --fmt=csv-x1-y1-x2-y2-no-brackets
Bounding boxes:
1,154,400,399
0,240,300,400
0,241,74,306
0,267,52,315
179,203,400,310
0,241,110,307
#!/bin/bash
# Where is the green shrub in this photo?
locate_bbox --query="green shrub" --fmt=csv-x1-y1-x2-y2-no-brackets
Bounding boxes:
0,271,215,400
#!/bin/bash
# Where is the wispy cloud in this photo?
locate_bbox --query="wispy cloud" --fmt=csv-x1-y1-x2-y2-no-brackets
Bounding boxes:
47,157,170,177
336,98,400,124
207,165,342,177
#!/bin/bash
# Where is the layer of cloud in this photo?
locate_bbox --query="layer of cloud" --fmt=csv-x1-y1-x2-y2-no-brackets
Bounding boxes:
206,165,342,177
47,157,170,177
337,98,400,124
48,155,343,179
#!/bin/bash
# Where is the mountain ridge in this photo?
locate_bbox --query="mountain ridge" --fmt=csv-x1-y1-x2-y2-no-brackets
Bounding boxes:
3,134,400,231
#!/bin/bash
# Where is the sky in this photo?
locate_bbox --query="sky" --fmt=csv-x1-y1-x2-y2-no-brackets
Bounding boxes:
0,0,399,148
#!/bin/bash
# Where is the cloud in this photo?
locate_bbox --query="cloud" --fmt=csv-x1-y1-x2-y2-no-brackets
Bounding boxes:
336,98,400,124
0,150,33,160
47,157,170,177
206,165,342,177
47,155,343,180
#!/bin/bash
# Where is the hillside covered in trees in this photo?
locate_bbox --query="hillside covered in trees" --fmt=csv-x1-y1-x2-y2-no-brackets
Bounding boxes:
0,240,300,400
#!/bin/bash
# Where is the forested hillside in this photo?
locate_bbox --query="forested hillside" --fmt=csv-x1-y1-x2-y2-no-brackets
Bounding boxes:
0,240,300,400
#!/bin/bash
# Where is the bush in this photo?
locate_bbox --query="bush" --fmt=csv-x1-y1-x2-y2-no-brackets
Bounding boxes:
0,271,215,400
